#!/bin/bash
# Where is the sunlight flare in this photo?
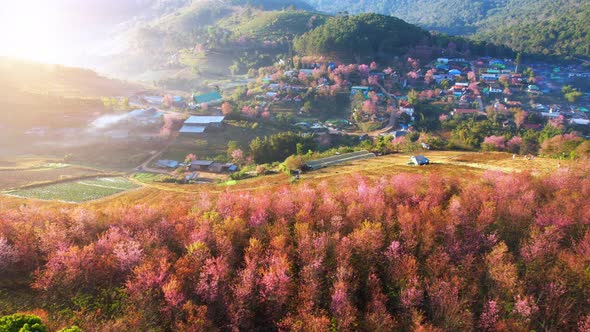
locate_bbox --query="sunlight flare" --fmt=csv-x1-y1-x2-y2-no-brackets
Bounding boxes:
0,1,68,63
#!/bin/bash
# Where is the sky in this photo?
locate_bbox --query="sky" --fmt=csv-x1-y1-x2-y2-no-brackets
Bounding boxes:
0,1,80,63
0,0,151,65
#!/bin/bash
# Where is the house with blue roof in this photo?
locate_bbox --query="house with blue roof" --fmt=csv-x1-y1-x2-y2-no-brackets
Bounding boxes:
156,160,179,169
192,92,223,105
351,86,370,97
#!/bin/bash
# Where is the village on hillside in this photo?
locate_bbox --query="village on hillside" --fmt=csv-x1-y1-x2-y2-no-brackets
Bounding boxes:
7,52,590,192
93,52,588,184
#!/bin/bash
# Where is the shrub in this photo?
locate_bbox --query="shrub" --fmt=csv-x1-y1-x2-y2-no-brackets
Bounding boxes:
482,135,506,151
0,314,46,332
255,165,269,176
540,133,585,159
58,327,82,332
249,132,315,164
282,155,306,172
229,169,250,180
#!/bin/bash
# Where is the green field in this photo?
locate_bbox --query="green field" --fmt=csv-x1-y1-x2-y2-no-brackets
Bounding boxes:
5,177,140,203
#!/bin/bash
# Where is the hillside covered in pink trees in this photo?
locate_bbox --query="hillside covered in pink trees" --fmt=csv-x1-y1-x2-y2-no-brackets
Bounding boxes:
2,167,590,331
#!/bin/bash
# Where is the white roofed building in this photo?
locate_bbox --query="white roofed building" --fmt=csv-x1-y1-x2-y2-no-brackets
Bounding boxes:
180,116,225,135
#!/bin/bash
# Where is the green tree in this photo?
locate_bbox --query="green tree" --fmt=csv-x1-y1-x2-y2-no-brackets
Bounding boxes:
514,52,522,73
562,86,583,103
249,132,315,164
120,97,130,110
302,101,313,113
229,62,240,75
293,13,427,60
351,92,365,110
0,314,47,332
58,327,83,332
407,89,419,106
295,59,302,70
539,124,563,142
283,154,306,171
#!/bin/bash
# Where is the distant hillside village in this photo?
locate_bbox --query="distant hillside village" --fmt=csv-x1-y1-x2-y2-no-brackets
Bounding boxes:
81,50,590,184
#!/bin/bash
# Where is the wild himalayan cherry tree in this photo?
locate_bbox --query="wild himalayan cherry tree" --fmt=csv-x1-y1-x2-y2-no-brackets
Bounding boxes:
221,102,233,116
1,169,590,330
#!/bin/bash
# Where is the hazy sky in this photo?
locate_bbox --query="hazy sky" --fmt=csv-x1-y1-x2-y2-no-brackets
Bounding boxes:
0,0,157,65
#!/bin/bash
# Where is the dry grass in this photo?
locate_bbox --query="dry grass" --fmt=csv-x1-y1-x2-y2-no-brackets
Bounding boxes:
0,151,584,208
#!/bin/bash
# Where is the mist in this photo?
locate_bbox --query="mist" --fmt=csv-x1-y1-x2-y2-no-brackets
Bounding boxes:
90,113,131,129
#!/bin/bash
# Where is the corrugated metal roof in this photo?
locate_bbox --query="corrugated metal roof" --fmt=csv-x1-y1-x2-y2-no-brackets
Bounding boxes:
156,160,179,168
193,92,223,104
191,160,214,166
454,109,481,114
129,108,163,119
184,116,225,124
179,125,206,133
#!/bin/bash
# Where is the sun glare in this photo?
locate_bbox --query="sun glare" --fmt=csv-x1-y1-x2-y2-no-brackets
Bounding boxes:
0,1,69,63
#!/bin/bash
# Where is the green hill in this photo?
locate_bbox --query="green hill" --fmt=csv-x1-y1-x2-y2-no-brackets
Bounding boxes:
228,0,314,10
476,2,590,58
0,58,142,98
126,5,329,85
294,13,428,61
119,3,513,86
140,2,325,49
303,0,508,35
302,0,590,58
221,10,328,41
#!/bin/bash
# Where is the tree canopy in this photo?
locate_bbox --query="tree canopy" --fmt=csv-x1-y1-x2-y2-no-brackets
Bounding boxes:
294,13,428,60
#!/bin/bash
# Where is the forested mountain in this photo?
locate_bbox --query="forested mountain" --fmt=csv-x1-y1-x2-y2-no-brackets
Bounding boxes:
293,13,513,63
304,0,505,35
228,0,314,10
303,0,590,58
293,14,428,61
102,0,513,84
91,1,317,79
477,2,590,58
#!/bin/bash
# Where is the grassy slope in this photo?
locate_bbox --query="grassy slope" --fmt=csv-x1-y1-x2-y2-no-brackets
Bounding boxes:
133,6,326,86
220,10,328,40
0,58,144,98
0,58,144,132
1,151,578,209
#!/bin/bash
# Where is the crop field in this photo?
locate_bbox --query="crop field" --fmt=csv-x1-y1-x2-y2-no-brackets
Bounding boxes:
4,177,140,203
305,150,376,169
0,165,108,190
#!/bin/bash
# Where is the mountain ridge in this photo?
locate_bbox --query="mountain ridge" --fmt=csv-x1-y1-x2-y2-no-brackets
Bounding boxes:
302,0,590,58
